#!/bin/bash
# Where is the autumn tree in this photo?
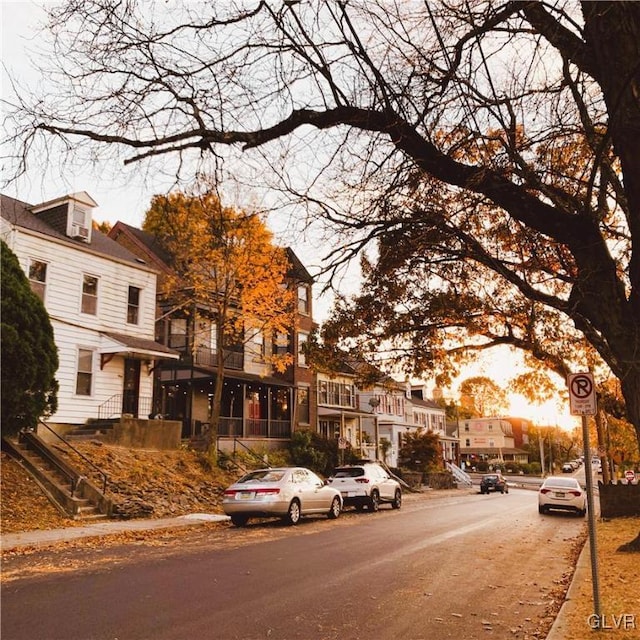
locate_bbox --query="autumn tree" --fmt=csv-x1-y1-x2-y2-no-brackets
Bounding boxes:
1,240,58,434
458,377,508,419
4,2,640,450
143,188,296,461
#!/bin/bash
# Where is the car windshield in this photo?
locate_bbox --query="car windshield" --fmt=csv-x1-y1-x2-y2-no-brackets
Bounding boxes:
333,468,365,478
238,470,286,484
543,477,578,489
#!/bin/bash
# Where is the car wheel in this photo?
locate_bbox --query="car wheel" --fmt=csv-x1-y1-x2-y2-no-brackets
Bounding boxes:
327,496,341,519
579,508,587,517
230,515,249,527
538,505,546,514
392,489,402,509
285,499,301,525
500,487,504,494
369,490,380,512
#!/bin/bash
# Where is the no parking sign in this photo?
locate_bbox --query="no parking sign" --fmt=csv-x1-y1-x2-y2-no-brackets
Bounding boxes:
567,372,597,416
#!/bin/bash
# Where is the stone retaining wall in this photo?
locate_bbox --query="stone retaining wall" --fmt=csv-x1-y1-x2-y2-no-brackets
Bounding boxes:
106,418,182,450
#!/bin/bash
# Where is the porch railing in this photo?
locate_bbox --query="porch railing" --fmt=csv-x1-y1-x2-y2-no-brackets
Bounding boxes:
193,346,243,370
97,395,153,421
216,417,291,439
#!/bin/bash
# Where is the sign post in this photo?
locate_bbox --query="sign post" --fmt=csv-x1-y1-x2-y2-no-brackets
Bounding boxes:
567,372,601,625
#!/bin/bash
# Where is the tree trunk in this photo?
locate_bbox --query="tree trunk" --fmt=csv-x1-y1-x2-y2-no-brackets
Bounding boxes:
206,325,227,464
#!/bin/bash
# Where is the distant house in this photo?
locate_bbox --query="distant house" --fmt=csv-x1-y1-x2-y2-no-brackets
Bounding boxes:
109,222,316,449
459,416,529,466
0,193,178,432
410,386,458,463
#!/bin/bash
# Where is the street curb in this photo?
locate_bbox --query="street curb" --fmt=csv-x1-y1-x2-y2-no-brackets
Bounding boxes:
546,538,591,639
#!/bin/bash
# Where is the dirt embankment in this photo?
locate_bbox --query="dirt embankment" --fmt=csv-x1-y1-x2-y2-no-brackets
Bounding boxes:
1,442,240,534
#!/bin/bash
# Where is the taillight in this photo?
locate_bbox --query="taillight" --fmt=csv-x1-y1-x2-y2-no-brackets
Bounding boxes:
540,488,551,494
224,490,237,496
355,478,370,484
255,488,280,495
568,490,582,497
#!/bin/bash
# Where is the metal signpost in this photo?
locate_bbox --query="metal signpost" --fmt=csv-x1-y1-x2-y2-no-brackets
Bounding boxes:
567,372,601,626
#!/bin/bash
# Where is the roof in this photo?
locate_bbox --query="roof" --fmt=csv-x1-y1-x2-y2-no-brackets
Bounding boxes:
285,247,314,284
109,221,173,269
100,332,180,359
0,194,152,269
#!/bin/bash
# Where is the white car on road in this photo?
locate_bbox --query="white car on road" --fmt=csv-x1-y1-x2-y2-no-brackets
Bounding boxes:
538,476,586,517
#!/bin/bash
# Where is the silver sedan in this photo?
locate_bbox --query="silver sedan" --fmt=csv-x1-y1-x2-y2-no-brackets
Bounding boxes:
223,467,343,526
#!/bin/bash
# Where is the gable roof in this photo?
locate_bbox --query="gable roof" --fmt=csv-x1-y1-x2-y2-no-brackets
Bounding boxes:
0,194,152,270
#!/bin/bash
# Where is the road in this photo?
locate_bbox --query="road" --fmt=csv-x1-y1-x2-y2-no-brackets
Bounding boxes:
1,488,586,640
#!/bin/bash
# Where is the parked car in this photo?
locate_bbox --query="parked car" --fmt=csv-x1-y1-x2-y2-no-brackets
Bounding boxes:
538,476,586,516
562,463,574,473
327,462,402,511
222,467,342,527
479,473,509,494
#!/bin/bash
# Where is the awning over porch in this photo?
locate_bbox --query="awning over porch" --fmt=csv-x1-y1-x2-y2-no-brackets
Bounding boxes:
317,406,376,420
99,332,180,365
159,366,294,388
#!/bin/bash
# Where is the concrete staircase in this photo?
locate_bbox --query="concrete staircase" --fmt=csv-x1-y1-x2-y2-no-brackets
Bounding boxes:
2,429,113,521
446,461,473,487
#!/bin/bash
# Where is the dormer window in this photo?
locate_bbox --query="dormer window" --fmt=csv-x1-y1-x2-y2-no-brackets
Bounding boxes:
69,203,92,242
31,191,97,243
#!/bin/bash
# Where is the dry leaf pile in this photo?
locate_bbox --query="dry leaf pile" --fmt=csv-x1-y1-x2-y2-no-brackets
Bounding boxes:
1,442,239,534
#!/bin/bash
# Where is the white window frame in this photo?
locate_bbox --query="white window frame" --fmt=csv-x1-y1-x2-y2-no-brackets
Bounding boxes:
28,258,48,303
127,285,141,324
81,274,99,315
75,348,94,396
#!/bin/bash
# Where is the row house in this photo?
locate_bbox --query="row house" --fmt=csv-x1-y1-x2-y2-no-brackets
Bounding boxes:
459,417,529,466
410,385,458,464
315,359,450,468
109,222,316,452
1,192,179,433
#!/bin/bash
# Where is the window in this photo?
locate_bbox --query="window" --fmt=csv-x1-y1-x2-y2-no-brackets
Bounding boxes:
76,349,93,395
465,438,471,447
297,387,310,424
273,331,290,357
253,330,266,360
169,318,187,349
298,331,308,366
28,259,47,302
127,286,141,324
81,274,98,314
297,284,310,314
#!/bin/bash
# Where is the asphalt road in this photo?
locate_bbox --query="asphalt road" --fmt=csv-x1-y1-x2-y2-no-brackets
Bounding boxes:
1,488,586,640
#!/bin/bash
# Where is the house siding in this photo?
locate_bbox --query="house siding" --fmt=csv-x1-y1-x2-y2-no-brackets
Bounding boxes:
2,201,161,425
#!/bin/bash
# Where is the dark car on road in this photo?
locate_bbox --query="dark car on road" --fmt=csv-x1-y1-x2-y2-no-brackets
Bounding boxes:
479,473,509,494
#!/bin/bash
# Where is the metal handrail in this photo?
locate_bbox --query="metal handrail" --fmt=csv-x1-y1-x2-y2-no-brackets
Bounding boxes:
38,420,109,494
231,437,270,467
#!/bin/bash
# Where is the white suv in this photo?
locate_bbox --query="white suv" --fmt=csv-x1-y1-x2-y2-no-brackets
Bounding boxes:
328,462,402,512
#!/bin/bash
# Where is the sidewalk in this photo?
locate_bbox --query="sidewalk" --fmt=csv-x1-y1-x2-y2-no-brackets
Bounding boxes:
1,513,229,553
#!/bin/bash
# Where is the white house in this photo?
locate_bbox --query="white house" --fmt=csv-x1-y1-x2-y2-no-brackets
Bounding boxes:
1,192,178,430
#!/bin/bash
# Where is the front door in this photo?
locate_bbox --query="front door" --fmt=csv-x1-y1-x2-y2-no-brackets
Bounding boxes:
122,358,141,417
